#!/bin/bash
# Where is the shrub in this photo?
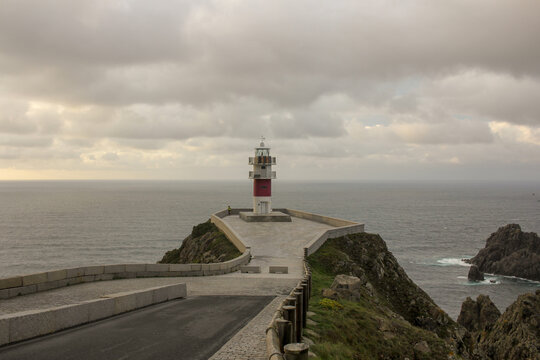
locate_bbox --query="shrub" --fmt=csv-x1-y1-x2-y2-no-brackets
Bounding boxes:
319,298,343,310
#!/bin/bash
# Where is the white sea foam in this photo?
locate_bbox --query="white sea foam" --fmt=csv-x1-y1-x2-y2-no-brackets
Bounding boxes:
459,273,540,286
436,258,471,267
463,276,501,285
491,274,540,284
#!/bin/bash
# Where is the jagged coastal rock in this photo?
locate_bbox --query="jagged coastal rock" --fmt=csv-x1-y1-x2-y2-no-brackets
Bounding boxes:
469,224,540,281
457,295,500,333
310,232,472,359
457,292,540,359
477,290,540,360
158,220,241,264
467,265,485,281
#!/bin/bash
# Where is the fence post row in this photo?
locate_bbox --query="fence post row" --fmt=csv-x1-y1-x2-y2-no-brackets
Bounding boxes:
269,259,313,359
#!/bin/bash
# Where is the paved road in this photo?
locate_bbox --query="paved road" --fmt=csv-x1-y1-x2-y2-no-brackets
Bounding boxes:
0,295,274,360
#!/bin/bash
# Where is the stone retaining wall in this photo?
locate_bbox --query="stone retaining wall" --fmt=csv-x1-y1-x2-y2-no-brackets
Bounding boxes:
304,223,365,257
277,208,358,227
211,209,251,253
0,283,187,347
0,251,250,300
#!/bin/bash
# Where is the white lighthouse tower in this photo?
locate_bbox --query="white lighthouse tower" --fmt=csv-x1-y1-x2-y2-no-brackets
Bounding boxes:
239,137,291,222
250,137,275,214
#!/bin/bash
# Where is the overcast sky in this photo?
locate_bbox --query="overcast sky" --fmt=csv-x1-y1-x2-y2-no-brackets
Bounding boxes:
1,0,539,181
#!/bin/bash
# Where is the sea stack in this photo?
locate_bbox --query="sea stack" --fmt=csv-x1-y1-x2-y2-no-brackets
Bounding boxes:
468,265,484,281
469,224,540,281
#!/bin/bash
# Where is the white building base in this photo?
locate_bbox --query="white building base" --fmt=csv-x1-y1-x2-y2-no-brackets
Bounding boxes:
253,196,272,214
239,211,292,222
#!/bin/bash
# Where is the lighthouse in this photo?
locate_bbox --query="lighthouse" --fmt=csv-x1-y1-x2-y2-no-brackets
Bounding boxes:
239,137,291,222
249,137,275,214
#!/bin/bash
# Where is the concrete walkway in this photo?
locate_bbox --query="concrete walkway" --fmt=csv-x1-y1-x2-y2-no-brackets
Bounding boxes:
0,214,335,358
0,276,296,316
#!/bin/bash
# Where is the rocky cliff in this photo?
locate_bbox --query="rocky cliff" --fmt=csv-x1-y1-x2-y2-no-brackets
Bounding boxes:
158,220,241,264
478,290,540,360
307,232,472,359
458,291,540,360
469,224,540,281
457,295,500,334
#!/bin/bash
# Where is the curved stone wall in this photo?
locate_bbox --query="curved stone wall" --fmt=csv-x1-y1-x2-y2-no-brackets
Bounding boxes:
210,209,251,253
303,223,365,257
0,250,250,300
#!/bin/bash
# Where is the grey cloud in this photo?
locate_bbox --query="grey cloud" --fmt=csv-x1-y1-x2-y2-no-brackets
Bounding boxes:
58,98,347,143
101,152,119,161
0,135,53,148
114,138,169,150
0,99,64,134
1,1,539,108
0,0,539,180
268,112,346,138
0,1,197,66
391,119,494,145
0,101,34,134
422,71,540,126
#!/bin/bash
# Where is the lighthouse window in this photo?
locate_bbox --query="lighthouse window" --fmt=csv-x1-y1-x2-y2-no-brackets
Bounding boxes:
256,149,269,157
261,166,266,169
261,186,267,189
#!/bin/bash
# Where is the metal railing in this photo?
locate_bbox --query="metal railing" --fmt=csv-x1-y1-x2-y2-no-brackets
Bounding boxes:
249,171,276,179
249,156,276,165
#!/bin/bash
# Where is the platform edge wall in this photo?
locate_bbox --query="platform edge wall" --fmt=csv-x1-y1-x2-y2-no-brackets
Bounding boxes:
0,283,187,347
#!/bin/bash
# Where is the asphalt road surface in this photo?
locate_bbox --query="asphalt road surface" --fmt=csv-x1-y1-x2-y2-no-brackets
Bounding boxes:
0,295,274,360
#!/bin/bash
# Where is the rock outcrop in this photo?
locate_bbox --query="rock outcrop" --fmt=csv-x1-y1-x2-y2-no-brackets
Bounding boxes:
457,295,500,333
327,274,371,301
469,224,540,281
310,232,472,359
467,265,485,281
478,290,540,360
158,220,241,264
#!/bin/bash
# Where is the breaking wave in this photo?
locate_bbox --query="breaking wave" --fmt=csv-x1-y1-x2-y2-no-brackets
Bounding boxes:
435,258,471,267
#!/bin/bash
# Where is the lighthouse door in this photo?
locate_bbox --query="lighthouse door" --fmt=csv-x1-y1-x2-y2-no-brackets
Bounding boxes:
260,201,269,214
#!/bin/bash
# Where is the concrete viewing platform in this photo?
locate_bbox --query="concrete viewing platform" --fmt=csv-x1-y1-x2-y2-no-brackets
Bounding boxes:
0,208,364,359
222,214,333,277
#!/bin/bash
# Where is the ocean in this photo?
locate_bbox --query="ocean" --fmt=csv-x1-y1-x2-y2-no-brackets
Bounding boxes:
1,180,539,319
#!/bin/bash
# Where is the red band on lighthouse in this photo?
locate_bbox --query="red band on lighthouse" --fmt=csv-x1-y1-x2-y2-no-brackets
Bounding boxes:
253,179,271,197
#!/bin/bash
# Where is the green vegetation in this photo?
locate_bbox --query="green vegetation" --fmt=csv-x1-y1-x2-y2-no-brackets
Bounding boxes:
191,220,215,238
318,298,343,310
306,234,457,360
203,229,241,262
159,220,241,264
159,247,183,264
